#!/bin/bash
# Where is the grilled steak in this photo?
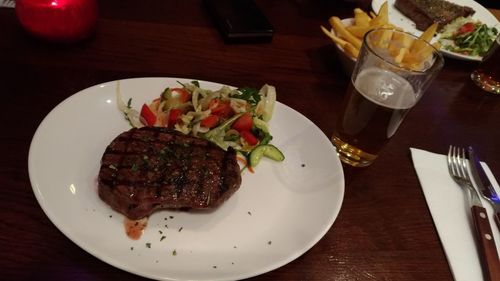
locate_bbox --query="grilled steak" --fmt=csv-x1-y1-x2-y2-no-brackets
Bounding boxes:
395,0,475,31
98,127,241,220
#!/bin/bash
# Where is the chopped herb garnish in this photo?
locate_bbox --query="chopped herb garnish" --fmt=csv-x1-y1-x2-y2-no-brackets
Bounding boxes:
213,265,217,269
131,163,139,172
169,216,174,219
172,249,177,256
236,87,261,106
301,164,306,167
191,80,200,87
248,211,252,216
160,236,166,241
109,215,112,218
267,241,272,245
130,247,134,251
178,227,183,232
146,243,151,248
159,230,163,234
122,98,135,127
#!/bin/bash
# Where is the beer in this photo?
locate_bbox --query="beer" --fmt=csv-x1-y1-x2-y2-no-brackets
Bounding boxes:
332,67,417,167
331,28,443,167
471,35,500,94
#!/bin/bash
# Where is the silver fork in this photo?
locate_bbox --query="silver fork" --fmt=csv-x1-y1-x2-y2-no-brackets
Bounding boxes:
448,145,500,281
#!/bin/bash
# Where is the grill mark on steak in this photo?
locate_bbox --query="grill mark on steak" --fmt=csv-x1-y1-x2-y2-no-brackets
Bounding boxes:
395,0,475,31
98,127,242,219
220,150,231,195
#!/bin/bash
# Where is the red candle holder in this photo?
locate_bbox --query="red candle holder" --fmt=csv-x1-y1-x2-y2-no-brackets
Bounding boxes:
15,0,98,42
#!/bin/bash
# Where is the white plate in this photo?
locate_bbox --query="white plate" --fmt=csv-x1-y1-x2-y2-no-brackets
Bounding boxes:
28,77,345,281
372,0,500,61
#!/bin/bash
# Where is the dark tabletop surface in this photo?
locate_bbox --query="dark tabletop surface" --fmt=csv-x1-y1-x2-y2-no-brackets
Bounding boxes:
1,0,499,280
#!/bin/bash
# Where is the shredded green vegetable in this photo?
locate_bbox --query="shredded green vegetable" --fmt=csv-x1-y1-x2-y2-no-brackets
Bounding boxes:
439,17,498,57
118,80,282,169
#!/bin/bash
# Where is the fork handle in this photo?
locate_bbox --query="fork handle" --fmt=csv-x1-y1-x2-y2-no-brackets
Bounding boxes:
471,205,500,281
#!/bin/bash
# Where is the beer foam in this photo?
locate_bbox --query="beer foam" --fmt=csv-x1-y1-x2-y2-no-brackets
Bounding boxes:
354,68,417,110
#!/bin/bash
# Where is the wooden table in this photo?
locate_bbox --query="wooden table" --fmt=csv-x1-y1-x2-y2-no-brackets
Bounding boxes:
1,1,499,280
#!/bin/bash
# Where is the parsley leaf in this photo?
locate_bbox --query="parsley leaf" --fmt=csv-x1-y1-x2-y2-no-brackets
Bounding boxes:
236,87,261,106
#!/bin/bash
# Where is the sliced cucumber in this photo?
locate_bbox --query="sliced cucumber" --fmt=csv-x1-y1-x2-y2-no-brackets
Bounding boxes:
249,144,285,167
253,117,269,133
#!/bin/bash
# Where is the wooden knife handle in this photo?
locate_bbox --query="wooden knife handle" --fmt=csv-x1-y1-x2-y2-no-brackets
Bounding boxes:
471,205,500,281
495,212,500,232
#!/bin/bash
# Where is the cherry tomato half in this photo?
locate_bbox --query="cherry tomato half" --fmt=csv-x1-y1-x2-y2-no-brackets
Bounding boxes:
200,115,220,128
232,113,253,132
140,103,156,126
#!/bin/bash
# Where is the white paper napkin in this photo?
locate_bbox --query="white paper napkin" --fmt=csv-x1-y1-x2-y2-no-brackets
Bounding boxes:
410,148,500,281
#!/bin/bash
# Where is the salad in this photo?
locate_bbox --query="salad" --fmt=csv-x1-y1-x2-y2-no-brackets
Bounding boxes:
116,81,284,170
439,17,498,57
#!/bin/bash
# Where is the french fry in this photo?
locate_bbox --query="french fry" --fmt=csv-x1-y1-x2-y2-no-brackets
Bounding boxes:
354,8,371,27
321,1,441,71
321,1,406,61
374,29,394,49
370,1,389,27
402,42,440,70
419,22,438,43
410,22,438,53
320,25,348,47
411,42,440,62
322,24,358,59
344,42,360,59
388,32,414,53
403,23,439,69
387,32,411,65
346,25,373,38
381,23,403,31
329,16,362,49
393,48,409,64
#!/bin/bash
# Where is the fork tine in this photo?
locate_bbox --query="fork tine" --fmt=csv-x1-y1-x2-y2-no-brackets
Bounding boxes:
456,147,466,178
449,146,469,180
459,147,471,180
450,145,459,177
447,145,454,175
458,147,465,178
456,147,462,177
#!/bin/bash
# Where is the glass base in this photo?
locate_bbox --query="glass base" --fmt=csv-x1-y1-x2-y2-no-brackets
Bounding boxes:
471,70,500,94
331,135,378,167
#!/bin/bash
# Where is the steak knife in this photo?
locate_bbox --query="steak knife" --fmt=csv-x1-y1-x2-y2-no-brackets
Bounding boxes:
468,146,500,231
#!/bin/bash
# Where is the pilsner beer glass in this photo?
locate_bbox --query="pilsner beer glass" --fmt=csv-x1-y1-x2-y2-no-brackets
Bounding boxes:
332,29,444,167
471,35,500,94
